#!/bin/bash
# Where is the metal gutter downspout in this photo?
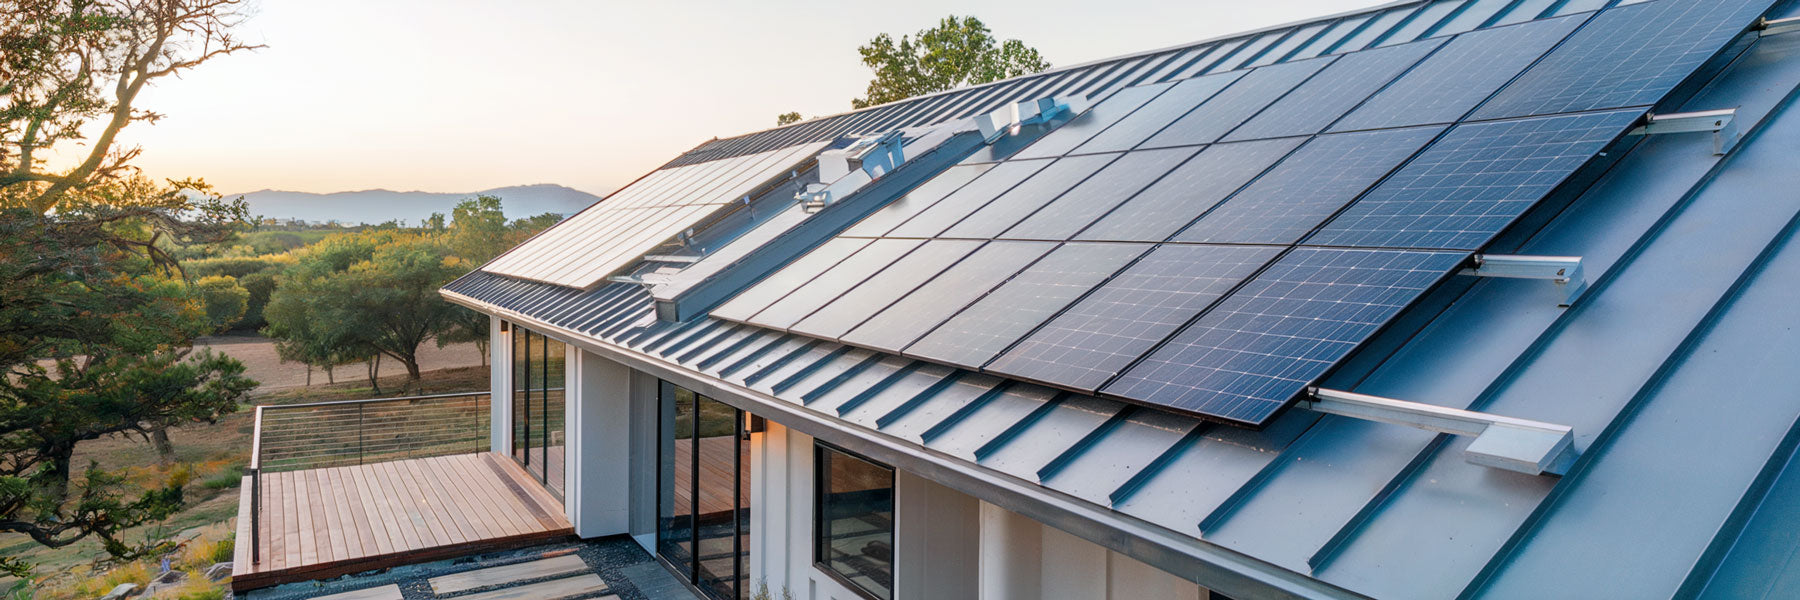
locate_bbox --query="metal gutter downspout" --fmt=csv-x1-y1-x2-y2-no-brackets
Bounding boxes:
441,289,1369,600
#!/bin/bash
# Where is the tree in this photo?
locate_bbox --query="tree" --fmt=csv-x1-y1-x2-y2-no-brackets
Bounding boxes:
0,0,260,574
776,111,802,126
448,196,510,265
850,15,1050,109
265,231,468,383
194,275,248,332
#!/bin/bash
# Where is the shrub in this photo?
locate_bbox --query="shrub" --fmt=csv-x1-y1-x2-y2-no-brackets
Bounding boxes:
201,464,244,490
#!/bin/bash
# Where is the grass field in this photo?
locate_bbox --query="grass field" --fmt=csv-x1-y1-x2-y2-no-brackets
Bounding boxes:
1,352,491,598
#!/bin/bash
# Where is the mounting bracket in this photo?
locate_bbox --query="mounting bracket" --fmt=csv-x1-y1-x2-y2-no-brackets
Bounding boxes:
1302,388,1577,476
977,97,1072,142
1460,254,1587,306
1758,16,1800,37
1628,108,1740,155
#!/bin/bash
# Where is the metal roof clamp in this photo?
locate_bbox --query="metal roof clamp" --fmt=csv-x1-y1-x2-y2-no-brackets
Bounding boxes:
1460,254,1587,307
799,132,906,213
1757,15,1800,37
976,97,1072,142
1303,388,1578,476
1627,108,1740,156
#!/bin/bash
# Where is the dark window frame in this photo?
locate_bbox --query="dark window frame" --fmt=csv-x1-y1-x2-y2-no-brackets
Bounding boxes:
656,380,753,600
813,441,896,600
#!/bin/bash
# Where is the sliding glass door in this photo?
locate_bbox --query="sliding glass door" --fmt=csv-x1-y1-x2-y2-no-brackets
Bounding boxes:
510,325,565,501
657,381,752,600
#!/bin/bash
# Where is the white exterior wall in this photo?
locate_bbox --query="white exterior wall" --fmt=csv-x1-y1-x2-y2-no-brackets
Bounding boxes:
979,501,1207,600
489,318,510,455
492,347,1207,600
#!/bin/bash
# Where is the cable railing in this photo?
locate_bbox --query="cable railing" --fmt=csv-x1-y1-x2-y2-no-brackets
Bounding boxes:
246,391,492,565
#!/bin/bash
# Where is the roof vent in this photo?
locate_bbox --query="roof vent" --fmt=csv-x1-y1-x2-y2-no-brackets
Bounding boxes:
1302,388,1577,476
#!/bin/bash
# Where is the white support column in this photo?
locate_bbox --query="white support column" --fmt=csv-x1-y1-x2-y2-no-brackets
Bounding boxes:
490,318,511,455
566,348,632,537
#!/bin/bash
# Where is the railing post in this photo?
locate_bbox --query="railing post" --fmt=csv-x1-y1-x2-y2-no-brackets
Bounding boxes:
357,402,365,466
249,405,264,566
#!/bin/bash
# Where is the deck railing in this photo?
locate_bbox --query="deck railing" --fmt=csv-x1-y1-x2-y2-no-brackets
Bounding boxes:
246,391,492,564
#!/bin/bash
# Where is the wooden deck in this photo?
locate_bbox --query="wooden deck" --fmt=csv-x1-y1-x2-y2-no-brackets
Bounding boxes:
232,452,573,592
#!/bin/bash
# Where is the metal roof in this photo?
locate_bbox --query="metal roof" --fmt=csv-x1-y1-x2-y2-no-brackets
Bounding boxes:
445,0,1800,597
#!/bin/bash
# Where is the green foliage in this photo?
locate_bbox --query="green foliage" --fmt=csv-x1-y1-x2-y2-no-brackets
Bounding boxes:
183,254,295,279
237,270,279,331
851,15,1050,109
776,111,803,126
194,276,249,333
265,230,470,381
448,196,511,265
200,464,244,490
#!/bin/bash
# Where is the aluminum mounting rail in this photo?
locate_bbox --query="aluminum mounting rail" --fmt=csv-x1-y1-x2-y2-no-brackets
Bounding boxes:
1628,108,1740,155
1303,388,1577,476
1460,254,1588,306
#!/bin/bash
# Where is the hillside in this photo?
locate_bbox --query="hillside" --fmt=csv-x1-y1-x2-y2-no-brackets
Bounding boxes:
229,183,606,225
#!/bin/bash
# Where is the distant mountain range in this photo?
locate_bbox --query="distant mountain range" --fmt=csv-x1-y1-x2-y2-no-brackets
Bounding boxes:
228,184,606,225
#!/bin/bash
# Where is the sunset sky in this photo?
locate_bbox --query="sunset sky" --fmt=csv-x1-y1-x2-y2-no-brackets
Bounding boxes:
118,0,1387,197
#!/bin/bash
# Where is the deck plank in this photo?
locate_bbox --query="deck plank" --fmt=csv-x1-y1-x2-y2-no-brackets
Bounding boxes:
455,573,610,600
233,453,573,593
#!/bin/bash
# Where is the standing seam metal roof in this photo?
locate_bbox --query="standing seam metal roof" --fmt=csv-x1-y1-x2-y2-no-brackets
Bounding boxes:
445,1,1800,598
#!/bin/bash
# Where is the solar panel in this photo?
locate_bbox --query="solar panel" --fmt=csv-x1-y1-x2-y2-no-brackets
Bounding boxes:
1308,108,1641,250
743,238,924,330
1011,83,1173,159
484,142,828,288
843,164,994,238
840,241,1056,352
1071,72,1244,154
1001,147,1199,241
1101,248,1467,425
1222,38,1443,142
905,243,1149,368
1176,125,1443,245
1076,138,1304,242
709,237,874,323
887,159,1052,238
987,244,1281,392
1139,57,1335,149
1472,0,1774,120
1332,14,1584,132
940,153,1116,239
790,240,982,340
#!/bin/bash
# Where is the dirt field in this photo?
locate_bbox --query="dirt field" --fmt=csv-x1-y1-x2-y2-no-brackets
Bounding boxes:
195,333,488,390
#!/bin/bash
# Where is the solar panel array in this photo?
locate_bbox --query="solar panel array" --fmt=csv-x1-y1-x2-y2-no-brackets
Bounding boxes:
710,0,1768,426
483,142,829,288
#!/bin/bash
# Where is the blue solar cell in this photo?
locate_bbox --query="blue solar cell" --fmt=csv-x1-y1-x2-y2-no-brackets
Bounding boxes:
710,237,873,323
1013,83,1173,159
1101,248,1467,425
941,153,1116,239
1140,58,1335,149
1310,108,1642,250
841,241,1056,352
1178,125,1443,244
843,164,994,237
905,243,1149,368
1472,0,1775,120
790,239,983,340
745,238,925,330
1072,73,1244,154
1490,0,1559,26
887,159,1051,238
1332,14,1584,132
988,244,1282,392
1077,138,1303,242
1002,147,1199,240
1288,14,1373,61
1224,38,1443,142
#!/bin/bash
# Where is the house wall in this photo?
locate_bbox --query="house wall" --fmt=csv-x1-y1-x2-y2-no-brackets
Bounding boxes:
494,340,1207,599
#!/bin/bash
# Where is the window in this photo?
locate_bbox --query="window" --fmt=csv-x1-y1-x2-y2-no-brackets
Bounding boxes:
814,443,895,600
510,324,565,500
657,381,753,600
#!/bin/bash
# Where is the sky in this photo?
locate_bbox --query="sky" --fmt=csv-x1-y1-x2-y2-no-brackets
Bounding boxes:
117,0,1390,197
